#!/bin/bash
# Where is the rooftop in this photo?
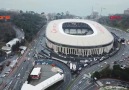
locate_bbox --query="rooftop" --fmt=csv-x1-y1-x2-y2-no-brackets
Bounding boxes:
46,19,114,47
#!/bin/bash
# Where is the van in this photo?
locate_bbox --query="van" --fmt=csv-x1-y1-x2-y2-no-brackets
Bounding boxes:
5,71,9,74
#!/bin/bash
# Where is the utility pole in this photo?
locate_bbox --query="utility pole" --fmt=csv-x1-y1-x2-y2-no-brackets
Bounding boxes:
100,7,106,17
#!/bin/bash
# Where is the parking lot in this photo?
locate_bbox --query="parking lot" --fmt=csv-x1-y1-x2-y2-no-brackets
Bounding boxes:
29,64,58,86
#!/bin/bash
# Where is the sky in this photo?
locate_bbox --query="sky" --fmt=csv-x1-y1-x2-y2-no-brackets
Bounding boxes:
0,0,129,16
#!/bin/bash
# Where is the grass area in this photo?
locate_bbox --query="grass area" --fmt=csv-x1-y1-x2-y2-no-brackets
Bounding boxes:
99,86,129,90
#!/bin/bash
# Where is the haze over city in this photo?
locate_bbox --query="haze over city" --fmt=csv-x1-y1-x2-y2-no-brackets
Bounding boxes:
0,0,129,90
1,0,129,16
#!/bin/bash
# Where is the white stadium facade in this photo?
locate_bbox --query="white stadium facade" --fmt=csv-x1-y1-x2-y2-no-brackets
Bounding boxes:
45,19,114,57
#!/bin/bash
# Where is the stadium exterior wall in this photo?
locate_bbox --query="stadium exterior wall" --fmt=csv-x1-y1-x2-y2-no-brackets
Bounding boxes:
45,19,114,57
46,38,113,57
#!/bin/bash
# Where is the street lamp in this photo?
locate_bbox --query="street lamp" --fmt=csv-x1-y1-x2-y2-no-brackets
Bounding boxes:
100,7,106,16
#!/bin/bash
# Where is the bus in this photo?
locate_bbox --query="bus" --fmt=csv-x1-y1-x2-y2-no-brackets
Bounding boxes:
30,67,41,79
70,63,73,70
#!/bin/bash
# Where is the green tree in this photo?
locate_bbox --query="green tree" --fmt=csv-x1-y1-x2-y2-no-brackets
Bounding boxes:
92,71,100,79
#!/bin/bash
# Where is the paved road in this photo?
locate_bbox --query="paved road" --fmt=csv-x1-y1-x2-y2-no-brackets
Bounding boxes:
13,25,24,39
3,49,32,90
69,26,129,90
17,23,72,90
27,24,72,90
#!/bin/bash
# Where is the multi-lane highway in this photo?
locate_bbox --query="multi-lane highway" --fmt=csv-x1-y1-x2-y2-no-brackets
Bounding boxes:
27,24,129,90
27,25,72,90
1,22,129,90
3,54,33,90
21,24,72,90
68,26,129,90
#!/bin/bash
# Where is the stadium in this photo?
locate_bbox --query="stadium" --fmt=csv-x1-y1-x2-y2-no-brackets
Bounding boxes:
45,19,114,57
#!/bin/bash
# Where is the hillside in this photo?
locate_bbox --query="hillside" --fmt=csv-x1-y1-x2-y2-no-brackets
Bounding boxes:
0,22,16,42
0,10,47,43
12,12,47,41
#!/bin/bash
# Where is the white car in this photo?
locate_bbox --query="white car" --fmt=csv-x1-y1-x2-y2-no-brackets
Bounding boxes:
83,77,86,79
78,81,82,84
28,58,30,60
101,66,103,68
104,62,107,64
1,74,6,78
106,82,111,85
84,64,88,67
78,67,82,70
119,60,123,62
84,60,88,63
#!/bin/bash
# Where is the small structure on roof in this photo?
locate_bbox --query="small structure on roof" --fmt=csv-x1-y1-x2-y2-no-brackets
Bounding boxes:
6,38,20,48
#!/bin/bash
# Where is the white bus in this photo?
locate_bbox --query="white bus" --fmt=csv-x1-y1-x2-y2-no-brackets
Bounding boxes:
70,63,73,70
30,67,41,79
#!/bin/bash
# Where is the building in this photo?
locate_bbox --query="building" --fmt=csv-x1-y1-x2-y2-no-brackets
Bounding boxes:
1,46,11,56
21,73,64,90
124,8,129,15
6,38,20,48
45,19,114,57
30,67,41,79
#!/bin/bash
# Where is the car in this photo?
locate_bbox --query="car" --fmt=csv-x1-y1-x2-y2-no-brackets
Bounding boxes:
84,64,88,67
94,58,97,61
5,71,9,74
100,66,103,68
100,58,103,61
28,53,30,56
121,65,126,69
119,60,123,62
42,62,46,65
83,76,86,79
106,82,111,85
78,67,82,70
90,60,92,62
78,81,82,84
123,65,126,67
88,73,91,77
1,74,6,78
17,73,20,77
104,62,107,64
84,60,88,63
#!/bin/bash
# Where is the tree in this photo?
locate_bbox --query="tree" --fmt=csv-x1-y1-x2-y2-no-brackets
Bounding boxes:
92,71,100,79
113,65,121,70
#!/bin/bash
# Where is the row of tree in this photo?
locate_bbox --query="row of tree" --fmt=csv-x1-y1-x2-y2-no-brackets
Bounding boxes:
0,22,16,42
92,65,129,81
0,10,47,43
12,12,47,42
98,14,129,31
